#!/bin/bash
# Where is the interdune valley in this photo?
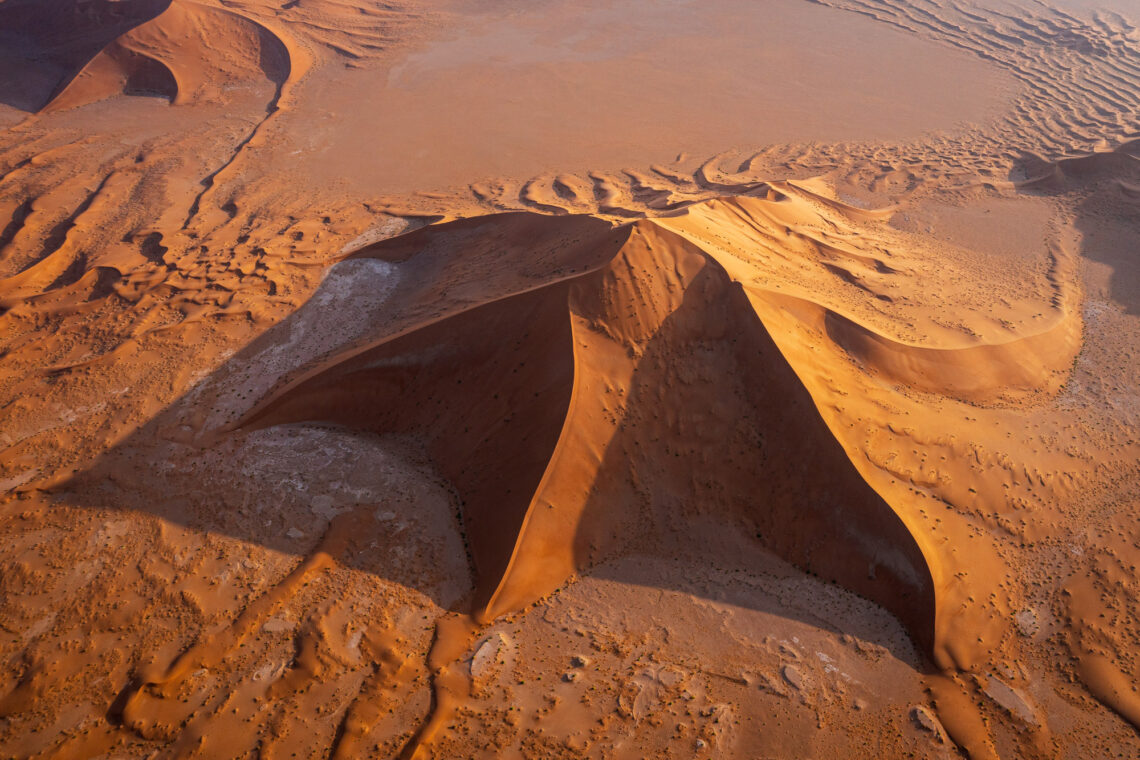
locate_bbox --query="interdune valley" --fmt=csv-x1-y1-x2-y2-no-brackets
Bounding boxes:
0,0,1139,758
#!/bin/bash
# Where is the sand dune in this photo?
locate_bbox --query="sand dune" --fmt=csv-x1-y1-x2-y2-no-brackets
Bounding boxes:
229,170,1087,671
44,0,296,112
0,0,170,111
237,203,937,650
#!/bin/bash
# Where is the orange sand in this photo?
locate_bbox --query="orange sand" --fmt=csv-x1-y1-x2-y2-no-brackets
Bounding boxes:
0,0,1139,758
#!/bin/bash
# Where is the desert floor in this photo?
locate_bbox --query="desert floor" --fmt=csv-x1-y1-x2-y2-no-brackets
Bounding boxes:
0,0,1139,758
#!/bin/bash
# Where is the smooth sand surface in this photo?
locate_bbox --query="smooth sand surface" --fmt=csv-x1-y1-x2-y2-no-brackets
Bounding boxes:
294,0,1014,192
1,0,1139,757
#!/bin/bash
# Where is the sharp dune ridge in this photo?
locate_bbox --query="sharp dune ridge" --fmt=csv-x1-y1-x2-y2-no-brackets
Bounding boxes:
1,0,1140,757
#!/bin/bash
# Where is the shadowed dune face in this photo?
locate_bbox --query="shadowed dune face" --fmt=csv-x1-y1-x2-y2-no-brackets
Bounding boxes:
234,213,632,604
566,224,937,647
243,282,581,602
238,206,938,654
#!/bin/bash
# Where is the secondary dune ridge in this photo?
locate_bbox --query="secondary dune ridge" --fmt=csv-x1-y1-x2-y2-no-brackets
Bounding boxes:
1,0,1140,757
